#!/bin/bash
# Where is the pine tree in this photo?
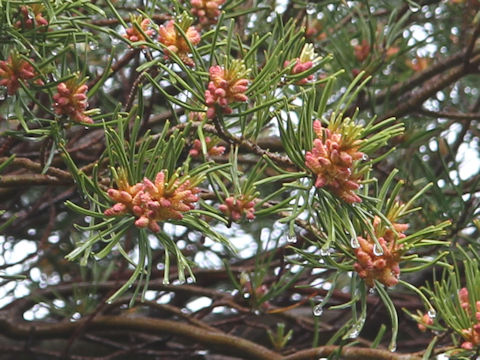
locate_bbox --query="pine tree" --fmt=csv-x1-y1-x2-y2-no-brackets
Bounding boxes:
0,1,479,359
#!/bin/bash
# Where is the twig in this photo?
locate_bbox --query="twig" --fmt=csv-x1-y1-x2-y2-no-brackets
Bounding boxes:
166,121,296,168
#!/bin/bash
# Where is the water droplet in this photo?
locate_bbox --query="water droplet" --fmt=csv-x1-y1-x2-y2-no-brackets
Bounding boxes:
350,237,360,249
348,325,361,338
348,329,359,339
368,287,376,295
111,37,121,45
287,234,296,243
306,2,316,15
253,309,260,315
408,1,420,12
373,243,384,256
362,154,369,161
320,247,332,257
428,308,436,319
313,304,323,316
89,42,98,50
349,316,366,339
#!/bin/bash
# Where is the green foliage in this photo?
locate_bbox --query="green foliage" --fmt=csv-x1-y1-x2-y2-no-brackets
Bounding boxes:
1,0,479,359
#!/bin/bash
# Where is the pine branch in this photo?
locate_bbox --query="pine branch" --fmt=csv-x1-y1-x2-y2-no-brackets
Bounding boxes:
0,157,72,179
0,314,279,360
0,174,73,186
284,346,422,360
381,54,480,120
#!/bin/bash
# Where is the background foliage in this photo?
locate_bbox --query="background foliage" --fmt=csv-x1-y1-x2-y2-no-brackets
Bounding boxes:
0,0,479,359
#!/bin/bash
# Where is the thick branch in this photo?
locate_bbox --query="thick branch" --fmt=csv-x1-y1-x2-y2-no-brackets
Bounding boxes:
0,174,73,187
464,22,480,68
0,157,72,180
381,54,480,120
418,108,480,121
0,314,279,360
284,346,422,360
374,48,480,107
0,313,427,360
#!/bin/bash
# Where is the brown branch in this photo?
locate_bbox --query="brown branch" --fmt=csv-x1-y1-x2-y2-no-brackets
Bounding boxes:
0,156,72,180
464,21,480,68
356,48,480,112
284,346,422,360
0,174,73,187
166,121,295,168
66,130,105,154
0,314,279,360
418,108,480,121
380,54,480,120
0,136,16,156
126,69,150,112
